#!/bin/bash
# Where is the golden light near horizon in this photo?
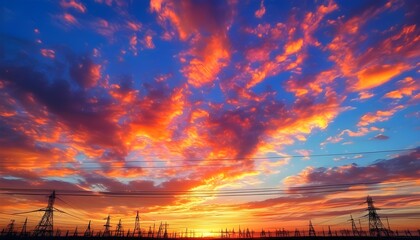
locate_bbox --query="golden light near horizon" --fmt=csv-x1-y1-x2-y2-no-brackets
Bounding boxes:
0,0,419,237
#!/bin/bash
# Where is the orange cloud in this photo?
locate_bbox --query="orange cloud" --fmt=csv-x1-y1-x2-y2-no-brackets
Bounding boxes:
384,77,419,99
353,63,410,91
286,70,339,97
358,105,404,127
327,3,418,96
182,35,230,88
301,0,338,46
128,86,187,141
246,61,280,89
284,38,303,55
151,0,233,87
358,91,375,100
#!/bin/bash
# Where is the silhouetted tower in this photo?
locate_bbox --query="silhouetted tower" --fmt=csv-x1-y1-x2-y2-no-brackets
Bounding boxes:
84,220,92,237
103,215,112,237
308,220,316,236
366,196,388,236
133,211,141,237
20,218,28,237
328,226,332,237
148,226,153,237
73,226,78,237
294,228,300,237
115,219,124,237
4,220,15,236
261,228,266,237
349,215,360,236
156,222,163,238
163,222,168,238
386,216,393,235
33,190,56,237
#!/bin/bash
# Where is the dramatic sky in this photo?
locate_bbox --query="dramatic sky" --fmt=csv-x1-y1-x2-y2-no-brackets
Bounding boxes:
0,0,419,236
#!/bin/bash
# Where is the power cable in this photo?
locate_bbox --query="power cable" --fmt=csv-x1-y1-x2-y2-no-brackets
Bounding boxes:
0,148,415,166
0,182,416,198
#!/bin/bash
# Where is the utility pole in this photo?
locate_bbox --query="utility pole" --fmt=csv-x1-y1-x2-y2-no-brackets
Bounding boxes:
33,190,56,237
103,215,112,237
366,196,388,236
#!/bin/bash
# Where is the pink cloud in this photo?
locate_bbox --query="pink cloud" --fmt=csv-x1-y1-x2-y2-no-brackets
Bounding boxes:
40,49,55,58
284,148,420,185
62,13,78,24
254,0,266,18
143,34,155,49
60,0,86,13
69,57,102,88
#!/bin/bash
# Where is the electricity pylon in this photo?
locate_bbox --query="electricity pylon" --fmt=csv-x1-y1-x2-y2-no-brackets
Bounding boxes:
4,220,15,236
73,227,78,237
308,220,316,236
133,211,141,237
84,220,92,237
20,218,28,237
33,190,57,237
349,215,360,236
103,215,112,237
366,195,389,236
115,219,124,237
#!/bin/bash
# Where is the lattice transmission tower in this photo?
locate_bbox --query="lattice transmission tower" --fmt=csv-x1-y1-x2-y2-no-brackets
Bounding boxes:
103,215,112,237
84,220,92,237
308,220,316,237
33,190,56,237
20,218,28,237
349,215,360,236
366,195,389,236
133,211,141,237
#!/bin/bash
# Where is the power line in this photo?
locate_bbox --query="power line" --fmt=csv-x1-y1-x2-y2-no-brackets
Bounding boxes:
0,148,415,168
0,182,399,194
0,182,416,198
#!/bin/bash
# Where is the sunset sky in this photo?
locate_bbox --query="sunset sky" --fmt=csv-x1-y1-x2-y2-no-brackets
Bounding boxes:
0,0,419,236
